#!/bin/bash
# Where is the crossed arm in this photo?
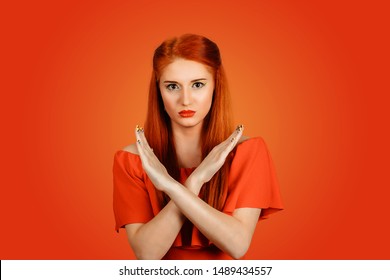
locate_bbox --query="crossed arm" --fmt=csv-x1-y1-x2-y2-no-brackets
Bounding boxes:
125,126,261,259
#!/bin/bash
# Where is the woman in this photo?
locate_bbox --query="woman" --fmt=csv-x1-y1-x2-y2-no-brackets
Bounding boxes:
113,34,283,260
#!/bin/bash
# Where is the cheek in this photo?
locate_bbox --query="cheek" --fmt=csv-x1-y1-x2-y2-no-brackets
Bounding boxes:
199,89,214,110
161,94,176,113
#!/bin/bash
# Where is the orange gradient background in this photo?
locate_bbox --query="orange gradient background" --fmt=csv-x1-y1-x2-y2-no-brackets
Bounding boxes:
1,0,389,259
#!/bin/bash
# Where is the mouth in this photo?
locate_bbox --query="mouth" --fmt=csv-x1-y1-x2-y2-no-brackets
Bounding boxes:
178,110,196,118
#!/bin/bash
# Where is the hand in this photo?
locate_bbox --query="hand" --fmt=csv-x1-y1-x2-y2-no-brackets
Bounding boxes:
135,125,173,192
189,125,244,190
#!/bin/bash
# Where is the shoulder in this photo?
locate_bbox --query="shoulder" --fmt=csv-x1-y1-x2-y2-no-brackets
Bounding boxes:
229,136,271,175
113,143,142,176
234,136,269,157
238,135,250,144
122,143,139,155
236,135,265,147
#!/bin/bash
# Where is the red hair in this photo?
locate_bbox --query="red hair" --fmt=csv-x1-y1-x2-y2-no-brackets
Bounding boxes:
144,34,234,211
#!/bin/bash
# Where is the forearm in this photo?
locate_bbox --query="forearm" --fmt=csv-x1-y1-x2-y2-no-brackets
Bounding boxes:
165,179,253,259
131,124,253,259
127,200,184,259
127,179,199,260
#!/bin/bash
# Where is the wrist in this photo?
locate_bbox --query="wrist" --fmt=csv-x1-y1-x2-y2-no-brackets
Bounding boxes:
185,174,203,195
162,176,182,196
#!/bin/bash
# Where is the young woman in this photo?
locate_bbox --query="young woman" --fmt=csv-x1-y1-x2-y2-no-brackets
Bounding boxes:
113,34,283,260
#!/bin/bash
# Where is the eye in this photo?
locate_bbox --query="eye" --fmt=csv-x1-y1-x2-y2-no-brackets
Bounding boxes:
192,82,205,89
166,83,180,91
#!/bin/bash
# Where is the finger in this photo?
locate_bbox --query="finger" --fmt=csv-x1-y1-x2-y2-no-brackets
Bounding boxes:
135,125,146,157
138,131,155,160
214,125,244,161
135,129,148,155
221,124,243,145
135,125,155,163
135,127,157,174
138,128,153,152
228,124,244,149
212,125,244,157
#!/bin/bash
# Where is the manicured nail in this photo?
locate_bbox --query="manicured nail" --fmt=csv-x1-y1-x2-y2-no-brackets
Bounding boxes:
136,125,144,133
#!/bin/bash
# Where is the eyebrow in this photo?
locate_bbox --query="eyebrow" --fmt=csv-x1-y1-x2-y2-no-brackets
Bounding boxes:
162,78,207,84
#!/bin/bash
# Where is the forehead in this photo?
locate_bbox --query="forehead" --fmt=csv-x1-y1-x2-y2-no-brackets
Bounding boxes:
160,59,213,82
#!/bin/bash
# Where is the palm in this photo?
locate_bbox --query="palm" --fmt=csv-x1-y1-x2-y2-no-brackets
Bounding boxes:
135,125,244,192
191,126,244,185
135,127,171,191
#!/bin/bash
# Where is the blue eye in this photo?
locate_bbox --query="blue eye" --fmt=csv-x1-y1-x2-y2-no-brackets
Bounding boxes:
166,84,180,91
193,82,205,89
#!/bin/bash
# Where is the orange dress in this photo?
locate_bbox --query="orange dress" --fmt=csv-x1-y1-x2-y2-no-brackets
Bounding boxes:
113,137,283,259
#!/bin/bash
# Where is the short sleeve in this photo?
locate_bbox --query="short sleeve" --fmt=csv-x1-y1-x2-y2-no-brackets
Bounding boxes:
224,137,283,220
113,151,154,231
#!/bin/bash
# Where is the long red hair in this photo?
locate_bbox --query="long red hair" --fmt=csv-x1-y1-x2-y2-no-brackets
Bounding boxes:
144,34,234,211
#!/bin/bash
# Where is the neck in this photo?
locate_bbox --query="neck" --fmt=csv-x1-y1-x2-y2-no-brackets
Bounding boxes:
171,122,203,168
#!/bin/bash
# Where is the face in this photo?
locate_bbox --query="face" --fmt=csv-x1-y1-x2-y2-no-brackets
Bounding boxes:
159,58,215,130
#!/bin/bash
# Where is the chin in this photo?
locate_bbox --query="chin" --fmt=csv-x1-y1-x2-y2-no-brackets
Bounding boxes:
173,118,203,129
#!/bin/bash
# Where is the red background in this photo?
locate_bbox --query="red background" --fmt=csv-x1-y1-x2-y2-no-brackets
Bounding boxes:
1,0,389,259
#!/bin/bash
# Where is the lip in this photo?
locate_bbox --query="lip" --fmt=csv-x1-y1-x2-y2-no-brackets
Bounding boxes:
179,110,196,118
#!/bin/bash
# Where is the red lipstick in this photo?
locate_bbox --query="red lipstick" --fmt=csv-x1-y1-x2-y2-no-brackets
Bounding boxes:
179,110,196,118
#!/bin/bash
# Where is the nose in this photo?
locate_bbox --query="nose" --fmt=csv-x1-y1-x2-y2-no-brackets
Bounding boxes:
181,88,192,106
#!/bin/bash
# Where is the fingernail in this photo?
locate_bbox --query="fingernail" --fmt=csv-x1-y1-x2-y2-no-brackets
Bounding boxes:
136,125,144,133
